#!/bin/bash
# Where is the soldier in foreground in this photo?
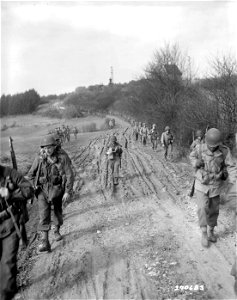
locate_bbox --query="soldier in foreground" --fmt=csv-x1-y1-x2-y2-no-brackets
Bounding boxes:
161,126,174,160
0,165,34,300
106,136,123,185
27,135,74,253
189,128,236,247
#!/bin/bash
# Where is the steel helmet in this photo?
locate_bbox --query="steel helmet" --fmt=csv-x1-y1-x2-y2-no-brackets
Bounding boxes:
196,130,203,138
165,126,170,131
205,128,222,147
152,124,156,128
40,135,57,147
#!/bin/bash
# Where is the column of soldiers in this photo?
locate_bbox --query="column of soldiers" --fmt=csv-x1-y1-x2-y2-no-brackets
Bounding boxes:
132,121,174,160
49,125,79,143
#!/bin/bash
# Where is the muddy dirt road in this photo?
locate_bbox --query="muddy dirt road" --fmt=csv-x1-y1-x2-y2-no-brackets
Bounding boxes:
16,118,236,300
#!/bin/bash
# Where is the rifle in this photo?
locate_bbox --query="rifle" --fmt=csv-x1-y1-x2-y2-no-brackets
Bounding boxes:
8,138,28,247
9,136,18,170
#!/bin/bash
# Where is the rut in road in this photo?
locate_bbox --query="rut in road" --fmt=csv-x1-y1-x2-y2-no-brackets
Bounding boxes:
20,126,235,300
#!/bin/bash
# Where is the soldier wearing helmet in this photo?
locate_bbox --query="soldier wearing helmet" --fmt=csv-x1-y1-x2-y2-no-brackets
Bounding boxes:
189,128,236,248
149,124,159,150
160,126,174,160
27,134,74,253
106,135,123,185
140,123,149,146
132,122,139,141
190,130,204,151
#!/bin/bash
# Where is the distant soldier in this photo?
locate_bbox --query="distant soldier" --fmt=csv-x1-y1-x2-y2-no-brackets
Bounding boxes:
0,165,34,300
54,134,72,165
161,126,174,160
138,122,142,142
27,135,74,253
189,128,236,248
106,136,123,185
72,127,78,139
66,126,71,142
109,119,114,129
190,130,203,151
132,122,139,141
140,123,149,146
150,124,159,150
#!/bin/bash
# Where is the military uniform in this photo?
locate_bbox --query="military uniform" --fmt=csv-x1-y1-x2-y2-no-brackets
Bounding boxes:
190,138,203,151
140,125,149,146
0,165,34,300
161,128,174,159
132,123,139,141
106,137,123,185
28,138,74,252
150,127,159,150
189,142,236,246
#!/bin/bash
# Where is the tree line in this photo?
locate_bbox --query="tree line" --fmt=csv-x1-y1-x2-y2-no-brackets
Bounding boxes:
0,89,41,117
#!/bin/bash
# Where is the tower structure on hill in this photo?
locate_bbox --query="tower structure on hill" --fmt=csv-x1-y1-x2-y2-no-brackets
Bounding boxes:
109,66,114,85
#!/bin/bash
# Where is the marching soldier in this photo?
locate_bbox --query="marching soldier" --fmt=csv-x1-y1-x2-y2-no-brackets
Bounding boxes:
161,126,174,160
189,128,236,247
0,165,34,300
66,126,71,142
140,123,149,146
190,130,203,151
138,122,142,142
132,122,139,141
72,127,78,140
27,135,74,253
150,124,159,150
106,136,123,185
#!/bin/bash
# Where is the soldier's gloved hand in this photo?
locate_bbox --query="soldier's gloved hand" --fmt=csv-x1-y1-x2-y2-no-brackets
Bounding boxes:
0,187,10,199
62,192,70,204
195,159,204,168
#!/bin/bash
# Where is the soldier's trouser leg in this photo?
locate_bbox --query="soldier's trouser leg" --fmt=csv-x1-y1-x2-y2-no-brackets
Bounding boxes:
151,140,154,149
164,146,168,159
196,191,220,227
135,133,138,141
113,159,120,178
37,193,51,231
0,231,19,300
52,196,63,227
109,160,115,182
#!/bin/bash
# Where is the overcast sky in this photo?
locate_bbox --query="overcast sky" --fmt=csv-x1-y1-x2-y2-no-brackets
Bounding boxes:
1,1,237,96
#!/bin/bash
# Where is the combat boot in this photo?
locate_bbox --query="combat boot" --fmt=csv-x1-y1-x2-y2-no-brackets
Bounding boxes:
208,226,217,243
54,225,63,241
201,226,209,248
38,231,51,253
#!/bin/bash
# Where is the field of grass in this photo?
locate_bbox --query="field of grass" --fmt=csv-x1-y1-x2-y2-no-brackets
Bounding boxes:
0,115,110,168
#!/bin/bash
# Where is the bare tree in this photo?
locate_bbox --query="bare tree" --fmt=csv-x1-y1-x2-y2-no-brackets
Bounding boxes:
205,54,237,137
